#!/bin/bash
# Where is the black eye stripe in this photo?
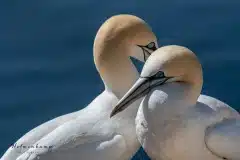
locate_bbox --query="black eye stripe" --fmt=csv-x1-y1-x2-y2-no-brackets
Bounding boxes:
139,47,151,61
141,71,165,79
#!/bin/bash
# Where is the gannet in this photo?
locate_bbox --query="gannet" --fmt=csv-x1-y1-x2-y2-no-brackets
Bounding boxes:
111,45,240,160
1,14,158,160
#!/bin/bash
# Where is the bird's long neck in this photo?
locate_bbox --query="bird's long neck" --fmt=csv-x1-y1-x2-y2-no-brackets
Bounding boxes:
94,46,139,99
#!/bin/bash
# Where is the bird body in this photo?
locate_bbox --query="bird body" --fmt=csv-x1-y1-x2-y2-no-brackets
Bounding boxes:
15,91,140,160
136,85,239,160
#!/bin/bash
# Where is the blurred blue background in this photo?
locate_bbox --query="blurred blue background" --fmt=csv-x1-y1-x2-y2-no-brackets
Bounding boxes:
0,0,240,159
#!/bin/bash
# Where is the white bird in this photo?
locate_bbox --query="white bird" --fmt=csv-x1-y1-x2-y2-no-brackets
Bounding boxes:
1,15,158,160
111,45,240,160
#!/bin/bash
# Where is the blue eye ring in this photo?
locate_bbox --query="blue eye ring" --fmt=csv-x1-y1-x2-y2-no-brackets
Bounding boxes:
145,42,157,51
154,71,165,78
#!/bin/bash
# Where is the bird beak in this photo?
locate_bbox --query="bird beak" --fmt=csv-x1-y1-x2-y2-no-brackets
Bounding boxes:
110,76,170,118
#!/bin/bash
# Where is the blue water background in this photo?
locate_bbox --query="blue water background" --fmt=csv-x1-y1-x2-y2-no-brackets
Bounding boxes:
0,0,240,159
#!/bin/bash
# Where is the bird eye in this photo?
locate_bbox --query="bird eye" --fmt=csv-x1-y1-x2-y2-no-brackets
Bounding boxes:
145,42,157,51
154,71,165,78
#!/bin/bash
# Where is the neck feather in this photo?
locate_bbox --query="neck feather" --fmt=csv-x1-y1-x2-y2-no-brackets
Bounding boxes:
94,48,139,99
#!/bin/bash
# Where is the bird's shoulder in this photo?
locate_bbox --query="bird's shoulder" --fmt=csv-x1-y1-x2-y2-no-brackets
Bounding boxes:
15,115,121,160
15,91,119,160
3,90,117,160
197,94,239,118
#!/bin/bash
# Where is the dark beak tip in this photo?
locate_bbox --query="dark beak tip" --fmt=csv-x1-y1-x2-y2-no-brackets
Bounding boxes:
109,113,113,118
110,110,117,118
110,105,123,118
